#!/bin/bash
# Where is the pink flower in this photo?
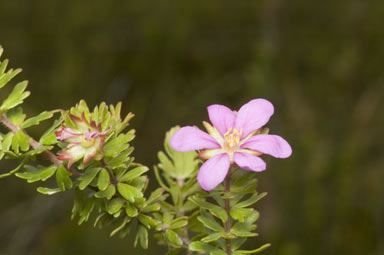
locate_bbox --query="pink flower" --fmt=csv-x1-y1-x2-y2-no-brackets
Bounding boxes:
170,99,292,191
56,114,110,168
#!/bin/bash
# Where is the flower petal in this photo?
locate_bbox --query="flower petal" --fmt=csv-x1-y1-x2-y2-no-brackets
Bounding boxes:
207,104,236,136
197,153,230,191
234,99,274,138
170,126,220,152
241,134,292,158
233,152,266,172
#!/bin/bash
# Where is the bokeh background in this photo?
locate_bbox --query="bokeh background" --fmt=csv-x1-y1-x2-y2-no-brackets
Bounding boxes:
1,1,384,254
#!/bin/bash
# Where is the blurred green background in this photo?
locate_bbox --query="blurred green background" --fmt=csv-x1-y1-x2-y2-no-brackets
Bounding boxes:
1,0,384,254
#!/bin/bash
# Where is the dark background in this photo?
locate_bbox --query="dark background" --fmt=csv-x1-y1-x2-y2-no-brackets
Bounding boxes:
1,1,384,254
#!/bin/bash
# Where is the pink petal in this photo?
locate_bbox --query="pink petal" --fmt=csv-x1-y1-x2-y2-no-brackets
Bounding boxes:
241,134,292,158
234,99,274,138
207,104,236,136
233,152,266,172
197,153,230,191
170,126,220,152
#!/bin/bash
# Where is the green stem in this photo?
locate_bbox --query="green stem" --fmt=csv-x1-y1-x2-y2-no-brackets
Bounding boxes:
0,114,80,177
224,169,232,255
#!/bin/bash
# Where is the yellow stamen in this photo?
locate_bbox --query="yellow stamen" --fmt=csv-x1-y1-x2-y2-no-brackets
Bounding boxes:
224,128,243,150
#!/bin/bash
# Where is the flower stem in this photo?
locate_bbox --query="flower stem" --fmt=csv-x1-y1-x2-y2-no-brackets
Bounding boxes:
224,169,232,255
0,114,80,177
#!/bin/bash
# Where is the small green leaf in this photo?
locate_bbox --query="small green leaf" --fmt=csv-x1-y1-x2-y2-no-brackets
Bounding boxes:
232,244,271,254
94,185,116,199
119,166,149,182
39,119,62,145
16,165,57,183
107,198,125,215
22,111,54,129
137,225,148,249
138,214,158,229
230,208,254,223
104,132,135,157
56,165,73,190
125,202,138,217
97,168,110,191
236,192,267,208
165,229,183,246
0,68,22,90
37,187,62,195
189,241,226,254
201,232,224,243
78,198,96,224
117,183,143,203
110,218,129,237
189,196,228,223
6,107,25,126
78,167,102,190
11,130,30,153
0,81,30,112
197,209,224,232
146,188,165,205
141,203,161,213
170,216,188,229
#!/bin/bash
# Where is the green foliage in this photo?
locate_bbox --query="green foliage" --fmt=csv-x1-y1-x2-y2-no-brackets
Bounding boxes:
186,168,270,254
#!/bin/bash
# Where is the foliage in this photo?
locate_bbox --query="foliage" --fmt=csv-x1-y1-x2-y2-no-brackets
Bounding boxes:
0,47,273,254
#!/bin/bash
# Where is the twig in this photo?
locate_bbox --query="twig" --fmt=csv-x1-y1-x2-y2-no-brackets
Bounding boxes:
0,114,80,177
224,170,232,255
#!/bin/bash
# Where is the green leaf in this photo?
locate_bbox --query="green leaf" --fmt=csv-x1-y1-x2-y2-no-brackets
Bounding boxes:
110,217,129,237
78,167,102,190
0,81,30,112
16,165,57,183
97,168,110,191
72,189,83,219
104,132,135,157
125,202,138,217
39,119,62,145
230,208,254,222
22,111,54,129
117,183,143,203
146,188,165,205
236,193,267,208
107,198,125,215
78,198,96,224
232,244,271,254
6,107,25,126
94,185,116,199
119,166,149,182
0,159,25,178
165,229,183,246
197,209,224,232
201,232,224,243
56,165,73,190
137,225,148,249
11,130,30,153
105,150,133,169
37,187,62,195
141,203,160,213
0,58,8,74
138,214,158,229
170,216,188,229
1,132,14,152
189,241,226,254
189,196,228,223
0,68,21,90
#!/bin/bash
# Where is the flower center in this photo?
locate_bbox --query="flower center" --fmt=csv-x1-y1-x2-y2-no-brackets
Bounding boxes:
224,128,243,150
81,135,97,148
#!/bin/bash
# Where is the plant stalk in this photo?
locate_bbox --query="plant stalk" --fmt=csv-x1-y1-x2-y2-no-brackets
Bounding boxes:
0,114,80,177
224,169,232,255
